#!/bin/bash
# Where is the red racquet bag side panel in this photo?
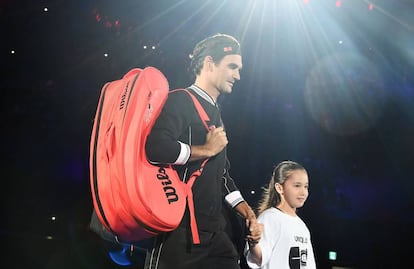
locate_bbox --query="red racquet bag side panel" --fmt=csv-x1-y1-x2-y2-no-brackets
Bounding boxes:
90,67,187,242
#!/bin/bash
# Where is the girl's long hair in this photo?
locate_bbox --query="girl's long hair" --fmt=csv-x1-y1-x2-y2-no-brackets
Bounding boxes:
257,160,306,215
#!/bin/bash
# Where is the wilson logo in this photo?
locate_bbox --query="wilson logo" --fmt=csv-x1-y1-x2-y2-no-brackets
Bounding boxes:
157,167,179,204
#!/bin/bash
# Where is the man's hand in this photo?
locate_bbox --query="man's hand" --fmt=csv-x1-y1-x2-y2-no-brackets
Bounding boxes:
246,215,264,245
204,126,228,156
189,126,228,161
234,202,264,244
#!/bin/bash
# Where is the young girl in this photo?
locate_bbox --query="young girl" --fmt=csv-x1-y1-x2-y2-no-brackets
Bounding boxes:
244,161,316,269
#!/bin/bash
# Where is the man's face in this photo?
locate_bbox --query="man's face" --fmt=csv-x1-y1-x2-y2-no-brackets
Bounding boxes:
210,54,242,95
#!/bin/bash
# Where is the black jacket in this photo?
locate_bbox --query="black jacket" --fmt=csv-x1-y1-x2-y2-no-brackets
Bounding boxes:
145,86,240,232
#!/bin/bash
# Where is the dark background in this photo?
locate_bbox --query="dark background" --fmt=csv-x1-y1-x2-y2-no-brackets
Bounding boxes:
1,0,413,268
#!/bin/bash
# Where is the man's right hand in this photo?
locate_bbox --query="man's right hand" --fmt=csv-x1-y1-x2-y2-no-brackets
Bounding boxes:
205,126,228,156
189,126,228,161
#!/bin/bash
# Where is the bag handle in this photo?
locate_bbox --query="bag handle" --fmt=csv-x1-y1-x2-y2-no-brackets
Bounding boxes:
122,68,141,78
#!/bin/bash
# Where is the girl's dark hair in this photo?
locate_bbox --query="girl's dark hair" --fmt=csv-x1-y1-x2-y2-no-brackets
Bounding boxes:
257,161,306,215
189,33,241,77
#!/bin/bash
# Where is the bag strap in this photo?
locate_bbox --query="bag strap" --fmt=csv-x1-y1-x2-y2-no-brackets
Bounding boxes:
185,159,208,244
170,88,210,244
170,88,210,130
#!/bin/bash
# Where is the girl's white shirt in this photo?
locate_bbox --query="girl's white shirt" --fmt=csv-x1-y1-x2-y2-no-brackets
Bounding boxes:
245,207,316,269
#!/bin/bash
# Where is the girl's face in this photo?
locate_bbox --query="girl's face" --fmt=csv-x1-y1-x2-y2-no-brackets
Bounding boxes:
276,169,309,213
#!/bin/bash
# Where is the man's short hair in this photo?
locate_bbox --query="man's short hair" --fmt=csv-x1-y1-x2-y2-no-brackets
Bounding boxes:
190,33,241,77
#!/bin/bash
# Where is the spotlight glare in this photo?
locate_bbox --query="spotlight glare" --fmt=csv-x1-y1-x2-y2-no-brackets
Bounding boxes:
336,0,342,7
44,7,48,12
369,3,374,11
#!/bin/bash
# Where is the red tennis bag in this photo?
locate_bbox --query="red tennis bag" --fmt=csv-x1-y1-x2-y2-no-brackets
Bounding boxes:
90,66,209,243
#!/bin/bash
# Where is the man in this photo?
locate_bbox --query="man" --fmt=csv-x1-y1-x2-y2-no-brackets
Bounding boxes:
145,33,263,269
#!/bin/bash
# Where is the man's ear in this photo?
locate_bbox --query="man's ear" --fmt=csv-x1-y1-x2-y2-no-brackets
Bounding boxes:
204,55,214,71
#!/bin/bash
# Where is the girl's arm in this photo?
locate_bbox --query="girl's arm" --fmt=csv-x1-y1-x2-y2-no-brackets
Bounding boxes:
246,241,263,266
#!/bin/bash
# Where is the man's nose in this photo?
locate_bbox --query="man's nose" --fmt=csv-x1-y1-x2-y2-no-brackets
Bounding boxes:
233,70,240,81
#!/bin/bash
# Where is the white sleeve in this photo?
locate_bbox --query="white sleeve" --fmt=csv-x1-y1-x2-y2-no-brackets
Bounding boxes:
245,211,281,268
306,234,317,269
244,243,261,269
224,190,244,207
174,141,190,165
